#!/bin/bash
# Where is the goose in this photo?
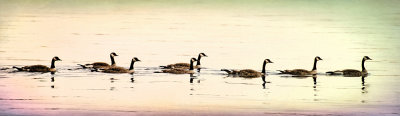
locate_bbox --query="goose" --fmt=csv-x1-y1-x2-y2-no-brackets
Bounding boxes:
326,56,372,77
160,53,207,69
13,56,62,72
102,57,141,74
221,59,273,78
79,52,118,69
161,58,197,74
278,56,322,75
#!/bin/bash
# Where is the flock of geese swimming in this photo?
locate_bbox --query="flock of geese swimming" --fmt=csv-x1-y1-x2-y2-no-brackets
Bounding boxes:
11,52,372,77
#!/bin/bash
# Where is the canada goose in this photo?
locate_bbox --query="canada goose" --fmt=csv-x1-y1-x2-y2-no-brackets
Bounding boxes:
103,57,140,74
221,59,273,78
161,58,197,74
160,53,207,69
13,56,62,72
79,52,118,69
278,56,323,75
326,56,372,77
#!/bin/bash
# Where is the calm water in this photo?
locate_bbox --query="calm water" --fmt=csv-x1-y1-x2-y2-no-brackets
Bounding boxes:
1,0,400,115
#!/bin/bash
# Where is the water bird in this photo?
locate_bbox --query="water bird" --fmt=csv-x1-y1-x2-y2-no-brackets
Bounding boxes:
278,56,323,75
159,58,198,74
326,56,372,77
160,53,207,69
13,56,62,72
102,57,141,74
79,52,118,69
221,59,273,78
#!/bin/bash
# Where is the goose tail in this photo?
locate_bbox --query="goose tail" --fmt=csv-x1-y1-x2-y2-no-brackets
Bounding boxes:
277,70,286,73
159,66,168,69
12,66,24,71
326,71,335,74
221,69,232,74
77,64,87,69
90,68,100,72
326,70,343,75
154,71,164,73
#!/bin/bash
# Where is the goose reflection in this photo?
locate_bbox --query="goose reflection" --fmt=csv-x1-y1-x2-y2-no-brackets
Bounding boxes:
130,73,135,83
197,68,202,76
361,75,367,86
190,73,197,83
261,72,273,89
361,75,368,93
51,72,55,82
312,74,317,88
261,75,266,89
197,68,201,73
50,72,55,88
110,78,116,83
189,73,199,93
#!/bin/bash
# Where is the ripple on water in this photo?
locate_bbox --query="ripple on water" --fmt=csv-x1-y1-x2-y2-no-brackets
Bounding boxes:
149,81,182,83
0,98,38,101
224,81,258,85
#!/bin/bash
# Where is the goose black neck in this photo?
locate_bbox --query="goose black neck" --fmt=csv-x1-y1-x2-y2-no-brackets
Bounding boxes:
50,59,56,69
196,55,201,65
110,55,115,65
312,58,318,70
190,60,194,70
362,59,366,71
261,61,267,73
129,60,135,70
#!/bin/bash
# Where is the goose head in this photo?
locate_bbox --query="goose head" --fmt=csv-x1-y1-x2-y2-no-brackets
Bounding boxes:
110,52,118,57
53,56,62,61
315,56,323,61
132,57,141,62
199,53,208,57
363,56,372,60
264,59,273,63
191,58,198,62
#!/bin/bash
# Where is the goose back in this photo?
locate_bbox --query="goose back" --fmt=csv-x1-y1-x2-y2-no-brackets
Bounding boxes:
238,69,262,78
24,65,51,72
103,66,132,73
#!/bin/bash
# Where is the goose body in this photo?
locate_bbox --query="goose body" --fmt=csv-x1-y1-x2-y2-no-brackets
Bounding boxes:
103,66,131,73
91,62,112,69
160,53,207,69
222,69,263,77
80,52,118,69
13,56,61,72
102,57,140,74
342,69,365,76
163,63,190,69
326,56,371,77
221,59,273,78
278,56,322,75
161,58,197,74
280,69,317,75
162,68,195,74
